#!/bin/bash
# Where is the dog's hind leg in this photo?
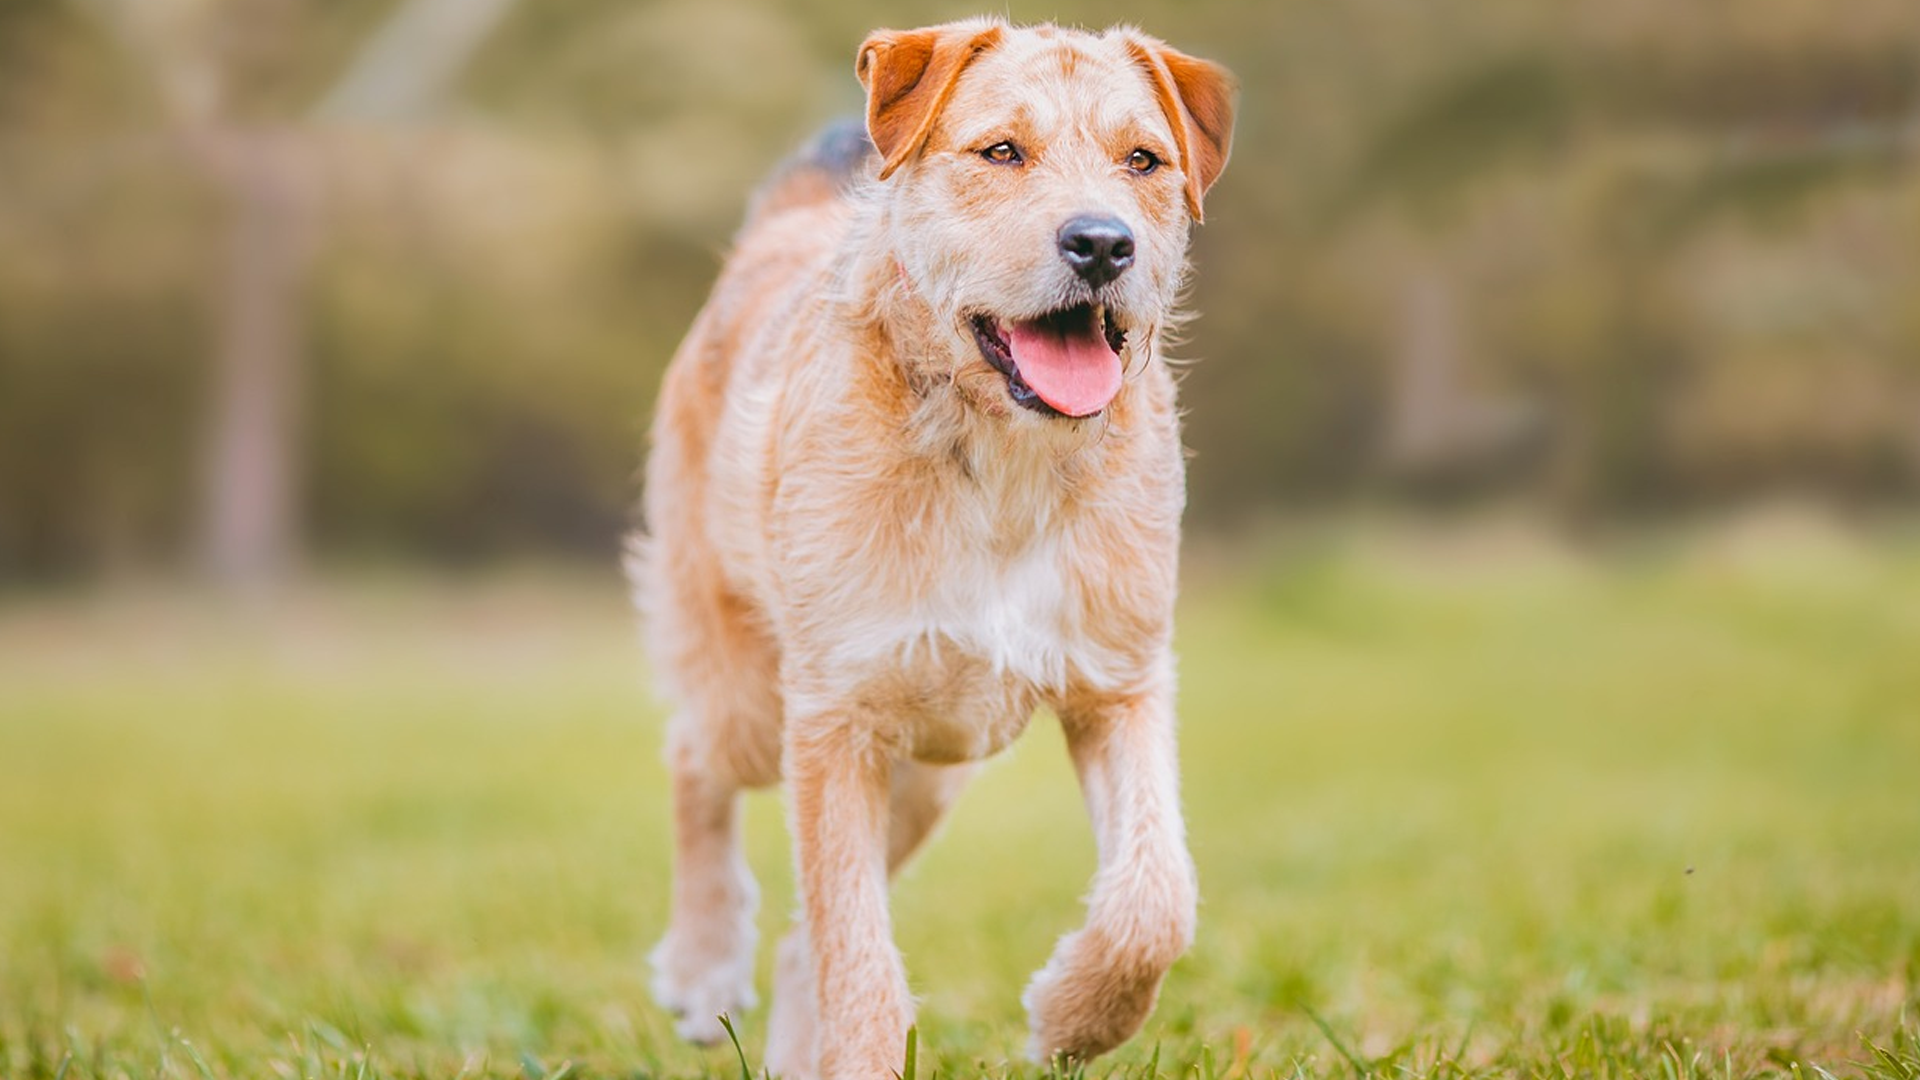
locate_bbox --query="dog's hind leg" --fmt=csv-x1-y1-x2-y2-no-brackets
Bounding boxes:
765,759,976,1078
649,723,760,1046
764,922,818,1079
887,760,978,872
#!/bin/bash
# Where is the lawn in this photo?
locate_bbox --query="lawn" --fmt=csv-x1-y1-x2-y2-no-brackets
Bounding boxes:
3,521,1918,1078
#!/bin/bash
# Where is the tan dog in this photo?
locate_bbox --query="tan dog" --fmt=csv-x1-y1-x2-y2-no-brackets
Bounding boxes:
632,18,1233,1078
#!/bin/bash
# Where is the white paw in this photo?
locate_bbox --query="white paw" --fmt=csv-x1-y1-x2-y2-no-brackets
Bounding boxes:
650,934,758,1046
672,1009,738,1047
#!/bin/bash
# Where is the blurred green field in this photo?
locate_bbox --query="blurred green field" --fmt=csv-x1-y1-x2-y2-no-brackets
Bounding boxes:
3,523,1919,1078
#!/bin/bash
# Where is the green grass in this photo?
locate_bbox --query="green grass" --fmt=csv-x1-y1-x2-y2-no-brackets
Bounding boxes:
3,525,1919,1078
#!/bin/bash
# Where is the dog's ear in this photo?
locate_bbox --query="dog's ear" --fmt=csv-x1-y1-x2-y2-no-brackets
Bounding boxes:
857,21,1005,181
1123,34,1237,222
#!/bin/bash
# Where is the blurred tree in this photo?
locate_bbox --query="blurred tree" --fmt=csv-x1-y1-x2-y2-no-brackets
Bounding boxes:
1317,8,1919,509
73,0,519,593
2,0,1917,580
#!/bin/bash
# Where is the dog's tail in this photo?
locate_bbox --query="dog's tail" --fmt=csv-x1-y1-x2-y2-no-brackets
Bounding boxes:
744,117,875,228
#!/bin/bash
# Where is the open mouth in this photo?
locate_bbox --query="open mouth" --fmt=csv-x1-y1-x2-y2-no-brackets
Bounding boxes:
970,304,1130,418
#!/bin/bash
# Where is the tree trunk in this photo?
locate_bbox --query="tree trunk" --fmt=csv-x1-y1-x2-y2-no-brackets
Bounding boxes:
196,128,316,593
1382,258,1464,474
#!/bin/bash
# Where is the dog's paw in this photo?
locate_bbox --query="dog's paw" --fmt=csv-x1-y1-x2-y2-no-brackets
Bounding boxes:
670,1008,740,1047
652,970,758,1046
650,934,758,1046
1021,929,1163,1063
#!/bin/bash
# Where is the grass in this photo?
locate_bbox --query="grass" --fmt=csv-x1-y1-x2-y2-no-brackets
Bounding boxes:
2,520,1918,1078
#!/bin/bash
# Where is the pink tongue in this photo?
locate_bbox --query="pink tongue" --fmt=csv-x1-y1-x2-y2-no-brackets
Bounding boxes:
1007,317,1122,417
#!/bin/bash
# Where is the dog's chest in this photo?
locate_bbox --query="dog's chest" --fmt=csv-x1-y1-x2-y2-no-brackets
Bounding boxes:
877,535,1089,760
761,404,1175,759
914,531,1084,678
826,499,1139,760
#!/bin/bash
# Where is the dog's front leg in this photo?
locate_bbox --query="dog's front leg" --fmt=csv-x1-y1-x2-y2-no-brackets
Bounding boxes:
1024,676,1197,1063
786,715,911,1078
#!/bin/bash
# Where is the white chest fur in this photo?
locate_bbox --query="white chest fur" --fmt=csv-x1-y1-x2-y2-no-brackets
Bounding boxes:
820,531,1101,761
890,533,1091,689
818,489,1133,697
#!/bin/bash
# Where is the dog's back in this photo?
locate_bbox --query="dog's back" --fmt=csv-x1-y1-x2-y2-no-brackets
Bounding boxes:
644,120,873,473
745,118,875,228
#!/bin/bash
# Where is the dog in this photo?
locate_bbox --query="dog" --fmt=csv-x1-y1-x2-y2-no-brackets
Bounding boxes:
632,18,1234,1078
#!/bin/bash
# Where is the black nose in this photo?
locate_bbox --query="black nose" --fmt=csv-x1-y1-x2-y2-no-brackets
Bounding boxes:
1057,214,1135,287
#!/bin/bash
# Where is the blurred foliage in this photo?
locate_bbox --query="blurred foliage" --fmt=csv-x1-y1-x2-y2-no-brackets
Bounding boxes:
2,0,1918,579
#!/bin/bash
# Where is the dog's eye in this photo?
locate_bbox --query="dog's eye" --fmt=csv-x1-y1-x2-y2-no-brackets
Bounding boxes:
980,141,1023,165
1126,149,1161,175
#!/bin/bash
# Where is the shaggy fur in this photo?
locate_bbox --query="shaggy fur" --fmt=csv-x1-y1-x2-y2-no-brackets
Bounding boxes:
632,18,1235,1078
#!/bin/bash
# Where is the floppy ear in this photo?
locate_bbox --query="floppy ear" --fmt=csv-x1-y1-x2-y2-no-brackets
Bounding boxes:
857,20,1005,181
1124,34,1238,222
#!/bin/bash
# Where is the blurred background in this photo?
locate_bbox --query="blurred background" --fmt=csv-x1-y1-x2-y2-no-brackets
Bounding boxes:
5,2,1920,1075
3,0,1918,587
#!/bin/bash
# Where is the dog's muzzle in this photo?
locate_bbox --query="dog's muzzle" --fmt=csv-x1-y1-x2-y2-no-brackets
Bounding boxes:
971,304,1129,418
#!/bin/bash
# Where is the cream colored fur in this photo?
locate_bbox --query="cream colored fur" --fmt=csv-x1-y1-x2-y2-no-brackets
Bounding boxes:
633,18,1235,1078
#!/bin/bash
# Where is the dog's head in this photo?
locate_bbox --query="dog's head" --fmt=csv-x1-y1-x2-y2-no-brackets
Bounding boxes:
856,19,1236,423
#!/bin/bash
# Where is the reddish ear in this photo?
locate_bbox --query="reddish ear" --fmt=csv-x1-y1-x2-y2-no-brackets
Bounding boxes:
857,20,1005,180
1124,34,1238,222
